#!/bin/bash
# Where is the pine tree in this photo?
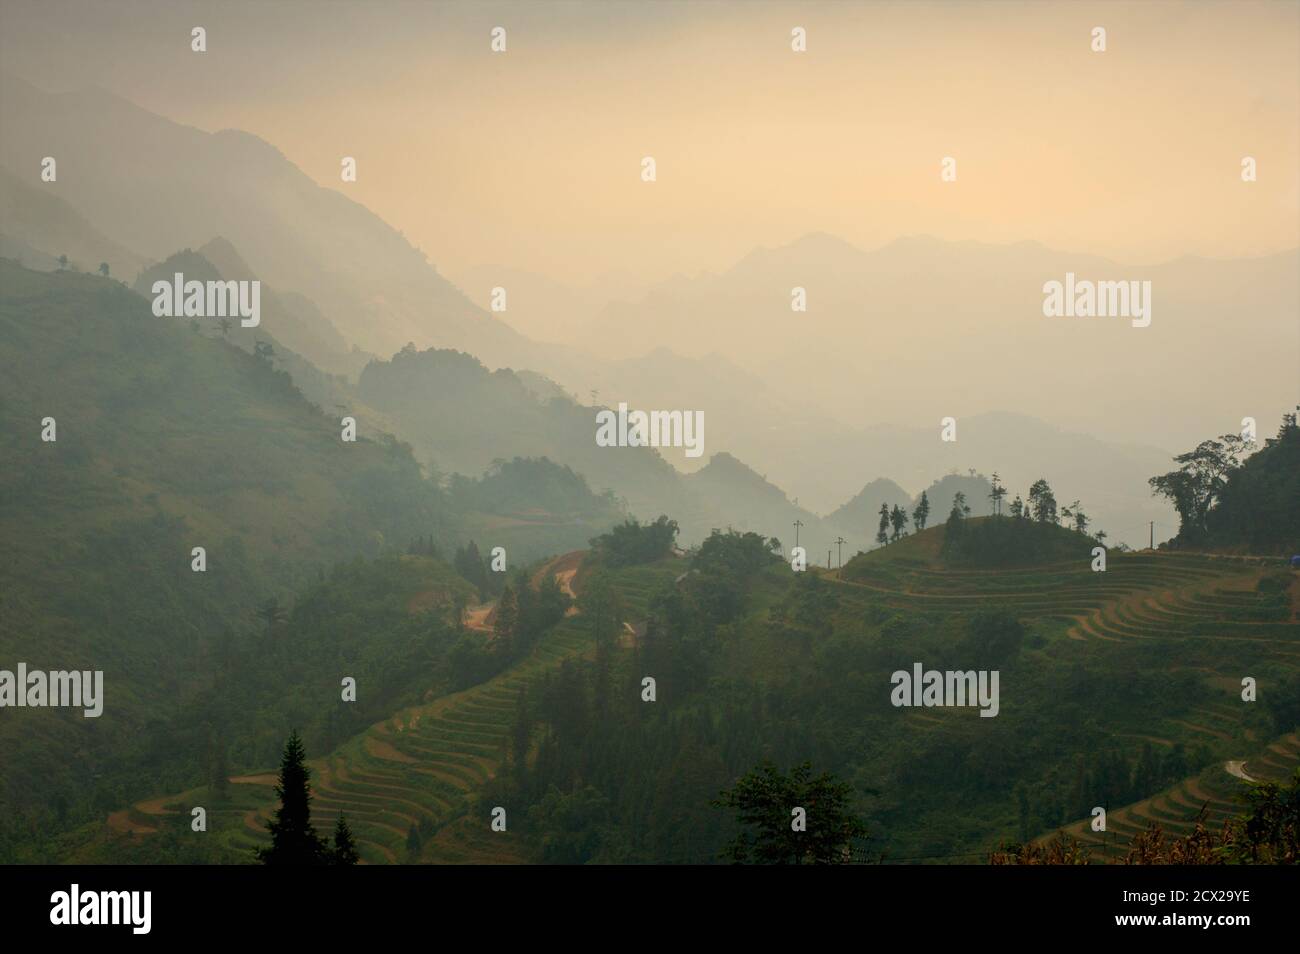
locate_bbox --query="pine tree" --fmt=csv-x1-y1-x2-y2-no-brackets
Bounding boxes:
989,473,1007,515
912,490,930,530
330,814,360,865
944,491,969,549
888,504,908,541
876,503,890,547
256,730,328,864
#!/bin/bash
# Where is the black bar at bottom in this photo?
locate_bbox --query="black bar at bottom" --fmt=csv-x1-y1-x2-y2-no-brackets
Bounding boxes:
0,863,1286,940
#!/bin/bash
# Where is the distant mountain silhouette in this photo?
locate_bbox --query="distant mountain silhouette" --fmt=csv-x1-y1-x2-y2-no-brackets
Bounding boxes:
0,72,587,384
826,477,914,541
682,451,832,552
2,73,1273,548
581,231,1297,457
0,164,145,278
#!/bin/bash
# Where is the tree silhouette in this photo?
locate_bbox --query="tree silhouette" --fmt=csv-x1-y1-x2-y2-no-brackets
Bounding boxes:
256,730,328,864
911,490,930,530
1149,434,1250,541
1027,479,1057,524
944,491,969,546
875,503,890,547
57,254,68,271
330,815,360,865
454,540,491,595
1066,500,1089,533
714,760,868,864
888,504,908,541
989,473,1007,516
98,262,109,277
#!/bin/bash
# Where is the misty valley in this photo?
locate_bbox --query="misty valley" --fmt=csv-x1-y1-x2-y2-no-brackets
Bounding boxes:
0,2,1296,909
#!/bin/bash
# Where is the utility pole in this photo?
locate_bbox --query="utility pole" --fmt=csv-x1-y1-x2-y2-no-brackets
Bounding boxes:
793,519,803,549
835,536,846,570
827,550,832,569
1149,521,1154,551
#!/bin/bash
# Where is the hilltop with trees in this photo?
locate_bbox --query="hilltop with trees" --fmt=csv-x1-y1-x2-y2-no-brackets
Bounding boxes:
1150,412,1300,554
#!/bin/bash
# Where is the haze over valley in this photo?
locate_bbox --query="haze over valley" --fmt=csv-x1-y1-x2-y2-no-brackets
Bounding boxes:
1,0,1298,878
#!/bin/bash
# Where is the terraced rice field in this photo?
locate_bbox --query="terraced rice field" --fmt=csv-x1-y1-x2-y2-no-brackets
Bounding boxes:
1051,733,1300,860
108,545,1295,863
109,553,683,864
836,548,1300,858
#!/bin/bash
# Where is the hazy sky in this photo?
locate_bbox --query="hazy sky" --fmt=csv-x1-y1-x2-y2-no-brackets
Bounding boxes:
2,0,1297,288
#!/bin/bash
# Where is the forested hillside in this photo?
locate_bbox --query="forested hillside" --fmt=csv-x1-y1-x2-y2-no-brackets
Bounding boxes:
356,345,728,540
0,260,620,858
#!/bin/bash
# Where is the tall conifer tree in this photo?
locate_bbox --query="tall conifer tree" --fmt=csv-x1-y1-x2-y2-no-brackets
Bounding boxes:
256,730,327,864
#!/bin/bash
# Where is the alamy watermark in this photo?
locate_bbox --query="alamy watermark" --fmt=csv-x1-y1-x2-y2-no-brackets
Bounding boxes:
1042,272,1151,328
50,884,150,934
151,273,261,327
0,664,103,717
890,663,999,718
595,402,704,458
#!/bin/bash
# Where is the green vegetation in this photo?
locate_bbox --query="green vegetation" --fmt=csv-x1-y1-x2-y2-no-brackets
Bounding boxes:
356,345,714,535
2,259,1295,868
0,261,617,859
257,730,347,865
714,761,868,864
942,513,1099,567
1152,412,1299,553
589,515,679,567
449,456,621,522
474,524,1299,863
0,551,477,862
447,569,571,689
995,769,1300,865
